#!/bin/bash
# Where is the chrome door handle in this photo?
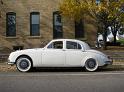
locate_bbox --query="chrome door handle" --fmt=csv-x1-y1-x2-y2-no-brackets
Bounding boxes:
62,49,66,51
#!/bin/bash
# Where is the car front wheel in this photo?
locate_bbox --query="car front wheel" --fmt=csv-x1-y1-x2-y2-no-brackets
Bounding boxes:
16,56,32,72
85,58,98,72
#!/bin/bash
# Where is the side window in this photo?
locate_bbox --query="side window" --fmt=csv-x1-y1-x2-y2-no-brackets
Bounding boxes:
47,41,63,49
66,41,82,49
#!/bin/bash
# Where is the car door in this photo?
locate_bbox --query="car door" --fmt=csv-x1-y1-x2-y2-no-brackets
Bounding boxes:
42,41,65,66
65,41,84,66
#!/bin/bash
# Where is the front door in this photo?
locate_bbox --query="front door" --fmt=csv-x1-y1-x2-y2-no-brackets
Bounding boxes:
42,41,65,66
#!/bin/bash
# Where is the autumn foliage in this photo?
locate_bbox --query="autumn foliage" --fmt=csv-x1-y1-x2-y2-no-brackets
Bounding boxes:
59,0,124,48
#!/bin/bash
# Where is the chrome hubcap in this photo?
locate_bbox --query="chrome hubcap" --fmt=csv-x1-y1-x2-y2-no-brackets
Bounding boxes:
19,59,29,69
87,60,96,69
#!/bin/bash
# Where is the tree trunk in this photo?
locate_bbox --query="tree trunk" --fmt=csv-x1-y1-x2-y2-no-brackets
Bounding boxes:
102,30,107,50
113,34,116,45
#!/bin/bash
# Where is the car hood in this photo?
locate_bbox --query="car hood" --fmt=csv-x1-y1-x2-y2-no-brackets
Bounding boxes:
13,48,44,53
86,49,107,57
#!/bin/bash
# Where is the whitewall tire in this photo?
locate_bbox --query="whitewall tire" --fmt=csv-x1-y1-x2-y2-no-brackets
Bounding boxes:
16,56,32,72
85,58,98,72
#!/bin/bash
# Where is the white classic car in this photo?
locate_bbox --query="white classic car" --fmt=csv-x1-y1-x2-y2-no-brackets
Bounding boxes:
8,39,112,72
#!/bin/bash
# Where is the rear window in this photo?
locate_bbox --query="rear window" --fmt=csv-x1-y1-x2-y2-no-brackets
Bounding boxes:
66,41,82,49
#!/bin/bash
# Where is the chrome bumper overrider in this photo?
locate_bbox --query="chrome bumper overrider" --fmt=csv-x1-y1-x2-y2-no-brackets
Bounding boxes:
105,59,113,65
8,62,15,65
8,59,15,65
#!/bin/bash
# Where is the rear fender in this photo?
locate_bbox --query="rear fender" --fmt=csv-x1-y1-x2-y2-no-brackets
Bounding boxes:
81,56,99,67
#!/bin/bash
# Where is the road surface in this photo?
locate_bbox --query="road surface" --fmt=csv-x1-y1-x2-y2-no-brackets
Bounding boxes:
0,71,124,92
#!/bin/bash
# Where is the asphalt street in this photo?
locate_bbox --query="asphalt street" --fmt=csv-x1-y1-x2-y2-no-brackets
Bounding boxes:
0,71,124,92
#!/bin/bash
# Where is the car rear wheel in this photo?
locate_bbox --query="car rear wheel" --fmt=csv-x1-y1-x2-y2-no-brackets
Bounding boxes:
16,56,32,72
85,58,98,72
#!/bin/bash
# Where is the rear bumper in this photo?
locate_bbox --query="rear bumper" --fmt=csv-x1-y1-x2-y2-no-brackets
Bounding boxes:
105,60,113,65
104,59,113,66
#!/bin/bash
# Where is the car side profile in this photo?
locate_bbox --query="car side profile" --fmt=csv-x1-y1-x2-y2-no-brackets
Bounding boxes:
8,39,112,72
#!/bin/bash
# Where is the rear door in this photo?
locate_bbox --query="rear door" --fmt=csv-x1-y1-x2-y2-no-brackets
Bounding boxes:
65,41,84,66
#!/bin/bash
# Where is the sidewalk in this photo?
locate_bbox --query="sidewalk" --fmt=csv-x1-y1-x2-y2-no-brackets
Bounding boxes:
113,61,124,65
0,62,16,72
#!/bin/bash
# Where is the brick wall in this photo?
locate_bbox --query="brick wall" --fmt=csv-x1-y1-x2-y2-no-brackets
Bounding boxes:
0,0,97,52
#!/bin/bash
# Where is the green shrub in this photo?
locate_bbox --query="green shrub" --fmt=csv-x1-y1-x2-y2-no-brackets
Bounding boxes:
117,39,124,45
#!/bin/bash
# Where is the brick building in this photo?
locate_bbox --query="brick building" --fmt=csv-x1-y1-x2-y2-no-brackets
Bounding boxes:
0,0,97,52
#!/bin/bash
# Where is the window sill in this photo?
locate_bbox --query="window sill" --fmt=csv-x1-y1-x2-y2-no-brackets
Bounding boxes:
76,37,87,41
28,36,42,39
5,37,18,39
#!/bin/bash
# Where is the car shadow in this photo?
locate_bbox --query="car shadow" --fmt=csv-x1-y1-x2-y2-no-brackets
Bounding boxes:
31,67,84,72
29,66,124,73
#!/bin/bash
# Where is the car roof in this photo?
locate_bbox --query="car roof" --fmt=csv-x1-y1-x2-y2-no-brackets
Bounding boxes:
45,39,90,50
51,39,86,45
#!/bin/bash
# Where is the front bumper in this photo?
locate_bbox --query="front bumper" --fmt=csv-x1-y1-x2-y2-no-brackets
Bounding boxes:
8,62,15,65
8,59,15,65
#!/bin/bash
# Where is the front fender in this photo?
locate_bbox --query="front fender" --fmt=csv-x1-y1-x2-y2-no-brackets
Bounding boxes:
8,51,29,64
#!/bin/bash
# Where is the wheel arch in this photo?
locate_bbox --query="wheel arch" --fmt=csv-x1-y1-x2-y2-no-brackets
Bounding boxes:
15,54,33,66
81,56,98,67
84,58,99,72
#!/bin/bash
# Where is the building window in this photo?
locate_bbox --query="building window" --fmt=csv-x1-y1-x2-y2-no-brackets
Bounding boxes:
53,11,63,39
30,12,40,36
96,0,100,5
6,12,16,37
120,5,124,13
75,19,84,38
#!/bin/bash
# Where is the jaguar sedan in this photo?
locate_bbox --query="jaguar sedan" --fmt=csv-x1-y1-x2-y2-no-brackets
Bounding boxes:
8,39,112,72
